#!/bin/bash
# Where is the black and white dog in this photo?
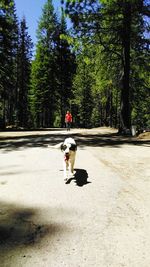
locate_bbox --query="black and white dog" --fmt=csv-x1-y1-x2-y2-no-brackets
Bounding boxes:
49,137,77,181
60,137,77,181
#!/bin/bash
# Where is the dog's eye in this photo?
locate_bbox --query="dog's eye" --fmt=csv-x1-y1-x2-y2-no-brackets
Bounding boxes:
61,144,67,151
70,144,77,151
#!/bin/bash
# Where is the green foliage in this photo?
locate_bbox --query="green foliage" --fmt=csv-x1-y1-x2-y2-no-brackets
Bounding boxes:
29,0,58,127
72,51,94,128
29,0,76,128
1,0,149,131
0,0,19,127
17,17,33,127
64,0,150,131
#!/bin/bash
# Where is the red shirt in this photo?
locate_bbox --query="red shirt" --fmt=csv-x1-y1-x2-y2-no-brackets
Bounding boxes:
65,113,72,122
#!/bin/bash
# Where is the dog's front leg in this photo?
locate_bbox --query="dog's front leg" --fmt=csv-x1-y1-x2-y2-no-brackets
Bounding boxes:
63,160,68,180
63,161,67,179
68,160,72,176
68,159,75,177
70,152,76,176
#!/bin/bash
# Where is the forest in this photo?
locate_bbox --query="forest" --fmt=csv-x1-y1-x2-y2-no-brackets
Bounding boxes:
0,0,149,133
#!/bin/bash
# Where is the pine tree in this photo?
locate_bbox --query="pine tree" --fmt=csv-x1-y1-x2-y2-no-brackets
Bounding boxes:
17,16,33,128
64,0,150,131
30,0,59,127
72,51,94,128
55,10,76,127
29,0,76,128
0,0,18,127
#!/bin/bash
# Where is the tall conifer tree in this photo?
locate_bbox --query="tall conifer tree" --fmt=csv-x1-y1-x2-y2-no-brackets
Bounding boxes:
64,0,149,131
0,0,18,127
30,0,58,127
17,17,33,128
55,10,76,126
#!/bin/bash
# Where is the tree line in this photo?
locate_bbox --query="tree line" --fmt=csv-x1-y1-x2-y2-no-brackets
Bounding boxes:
0,0,149,132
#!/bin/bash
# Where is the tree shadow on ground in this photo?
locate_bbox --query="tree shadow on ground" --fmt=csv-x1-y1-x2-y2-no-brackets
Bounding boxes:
0,201,69,266
73,132,150,148
66,169,91,187
0,129,149,152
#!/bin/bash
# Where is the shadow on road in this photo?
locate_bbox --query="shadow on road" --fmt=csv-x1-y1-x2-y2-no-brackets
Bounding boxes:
0,129,149,152
0,201,69,266
66,168,91,187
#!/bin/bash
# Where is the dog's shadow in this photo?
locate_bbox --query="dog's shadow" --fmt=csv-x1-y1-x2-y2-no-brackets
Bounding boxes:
66,169,91,187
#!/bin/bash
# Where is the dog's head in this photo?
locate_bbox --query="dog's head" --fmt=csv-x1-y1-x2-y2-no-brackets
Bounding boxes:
61,138,77,160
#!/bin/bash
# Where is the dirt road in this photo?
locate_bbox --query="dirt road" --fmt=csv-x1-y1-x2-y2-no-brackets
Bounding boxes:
0,127,150,267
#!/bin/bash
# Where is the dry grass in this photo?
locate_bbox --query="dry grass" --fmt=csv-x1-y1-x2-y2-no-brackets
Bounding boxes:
137,132,150,140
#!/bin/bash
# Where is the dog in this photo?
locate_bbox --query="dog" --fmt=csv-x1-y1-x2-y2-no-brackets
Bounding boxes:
48,137,77,181
60,137,77,181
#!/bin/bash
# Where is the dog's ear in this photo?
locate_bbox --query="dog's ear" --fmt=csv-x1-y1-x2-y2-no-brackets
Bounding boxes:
48,142,63,149
70,144,77,151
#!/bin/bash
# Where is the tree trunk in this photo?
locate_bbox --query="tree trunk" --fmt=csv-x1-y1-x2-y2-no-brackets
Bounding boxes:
120,1,131,131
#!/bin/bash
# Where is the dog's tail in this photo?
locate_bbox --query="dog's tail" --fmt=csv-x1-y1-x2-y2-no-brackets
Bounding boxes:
48,142,63,149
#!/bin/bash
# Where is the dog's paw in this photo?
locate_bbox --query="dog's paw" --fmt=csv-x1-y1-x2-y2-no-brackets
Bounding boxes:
64,177,70,184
